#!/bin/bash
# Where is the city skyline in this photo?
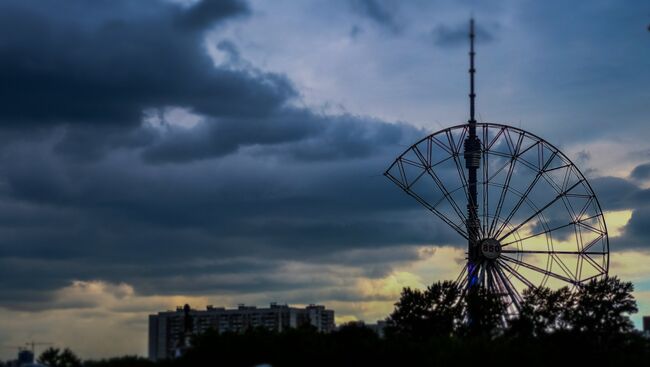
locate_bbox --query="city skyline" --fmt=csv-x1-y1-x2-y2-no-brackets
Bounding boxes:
1,0,649,360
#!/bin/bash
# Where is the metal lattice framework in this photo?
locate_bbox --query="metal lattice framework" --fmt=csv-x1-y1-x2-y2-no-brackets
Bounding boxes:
384,122,609,312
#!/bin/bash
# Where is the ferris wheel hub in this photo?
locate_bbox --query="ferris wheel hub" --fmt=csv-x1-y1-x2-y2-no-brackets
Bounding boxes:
479,238,502,260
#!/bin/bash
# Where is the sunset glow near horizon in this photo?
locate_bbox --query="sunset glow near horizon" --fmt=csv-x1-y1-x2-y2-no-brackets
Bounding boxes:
0,0,649,360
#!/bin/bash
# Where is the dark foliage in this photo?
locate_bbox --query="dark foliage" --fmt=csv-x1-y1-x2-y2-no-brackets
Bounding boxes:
385,280,463,339
159,277,648,366
507,286,575,337
39,347,82,367
83,356,155,367
39,277,650,367
571,276,638,335
460,286,507,337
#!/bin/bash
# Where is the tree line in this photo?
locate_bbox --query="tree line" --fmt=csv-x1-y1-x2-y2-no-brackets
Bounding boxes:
2,276,648,366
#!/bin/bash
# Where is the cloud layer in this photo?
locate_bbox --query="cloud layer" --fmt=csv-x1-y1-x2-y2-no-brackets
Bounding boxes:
0,0,649,360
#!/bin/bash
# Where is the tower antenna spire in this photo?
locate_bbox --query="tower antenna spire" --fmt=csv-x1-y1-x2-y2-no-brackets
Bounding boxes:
469,17,476,124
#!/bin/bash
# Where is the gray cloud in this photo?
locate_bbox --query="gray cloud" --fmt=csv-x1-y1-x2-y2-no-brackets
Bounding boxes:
590,176,642,211
616,207,650,249
630,162,650,181
176,0,249,30
0,0,286,130
432,21,497,48
1,0,650,360
0,0,647,320
350,0,402,34
588,167,650,250
0,0,451,311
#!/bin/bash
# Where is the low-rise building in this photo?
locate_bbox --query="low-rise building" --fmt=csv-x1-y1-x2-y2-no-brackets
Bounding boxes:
4,350,47,367
148,303,335,360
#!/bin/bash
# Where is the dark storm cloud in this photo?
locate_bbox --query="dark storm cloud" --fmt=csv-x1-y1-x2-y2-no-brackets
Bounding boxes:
630,162,650,181
250,115,417,162
137,107,416,164
589,176,642,211
0,0,450,309
177,0,250,30
617,207,650,249
588,167,650,250
0,0,286,129
350,0,402,34
432,21,496,48
2,0,644,315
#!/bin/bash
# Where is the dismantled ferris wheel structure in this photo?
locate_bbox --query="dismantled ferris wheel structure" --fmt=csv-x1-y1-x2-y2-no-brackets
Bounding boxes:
384,19,608,312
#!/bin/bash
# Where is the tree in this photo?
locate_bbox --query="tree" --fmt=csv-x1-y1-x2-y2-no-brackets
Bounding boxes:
461,286,507,337
39,348,60,367
38,347,82,367
569,276,638,335
386,280,463,339
506,276,638,341
83,356,154,367
508,286,574,337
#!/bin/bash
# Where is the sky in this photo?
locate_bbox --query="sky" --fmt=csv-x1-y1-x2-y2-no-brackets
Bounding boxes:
0,0,649,360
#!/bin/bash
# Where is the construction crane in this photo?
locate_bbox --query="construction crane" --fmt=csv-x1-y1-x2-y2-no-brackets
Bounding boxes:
24,340,54,357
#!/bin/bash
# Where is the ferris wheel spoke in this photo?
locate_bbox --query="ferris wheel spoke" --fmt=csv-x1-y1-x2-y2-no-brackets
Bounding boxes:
405,143,471,233
422,166,469,230
492,151,560,240
485,263,496,294
486,127,505,150
488,133,525,237
385,173,470,239
478,262,487,287
497,179,584,243
550,253,576,282
455,263,469,287
581,234,606,252
492,173,544,240
492,262,522,309
500,213,603,247
485,153,512,183
431,134,477,238
581,252,607,274
497,259,536,289
500,249,599,255
499,254,577,285
447,143,475,234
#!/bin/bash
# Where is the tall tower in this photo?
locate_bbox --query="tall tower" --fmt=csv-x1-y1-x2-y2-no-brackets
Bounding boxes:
463,18,481,289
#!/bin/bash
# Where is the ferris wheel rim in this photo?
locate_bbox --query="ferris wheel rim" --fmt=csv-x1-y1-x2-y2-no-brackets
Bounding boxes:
385,122,610,298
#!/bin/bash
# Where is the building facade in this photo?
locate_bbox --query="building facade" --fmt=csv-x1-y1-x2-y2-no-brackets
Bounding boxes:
148,303,335,360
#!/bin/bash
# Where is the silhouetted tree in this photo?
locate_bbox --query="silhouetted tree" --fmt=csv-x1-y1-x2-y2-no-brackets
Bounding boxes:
83,356,155,367
39,348,60,366
461,287,506,337
172,277,649,367
39,347,82,367
507,286,574,337
386,280,463,339
569,276,637,336
335,321,380,342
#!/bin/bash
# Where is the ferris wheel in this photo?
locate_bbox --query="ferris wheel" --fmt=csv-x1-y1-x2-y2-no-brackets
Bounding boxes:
384,20,608,312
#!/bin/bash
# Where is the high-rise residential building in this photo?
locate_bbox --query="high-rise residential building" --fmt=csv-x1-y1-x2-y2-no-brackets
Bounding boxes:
148,303,335,360
643,316,650,336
